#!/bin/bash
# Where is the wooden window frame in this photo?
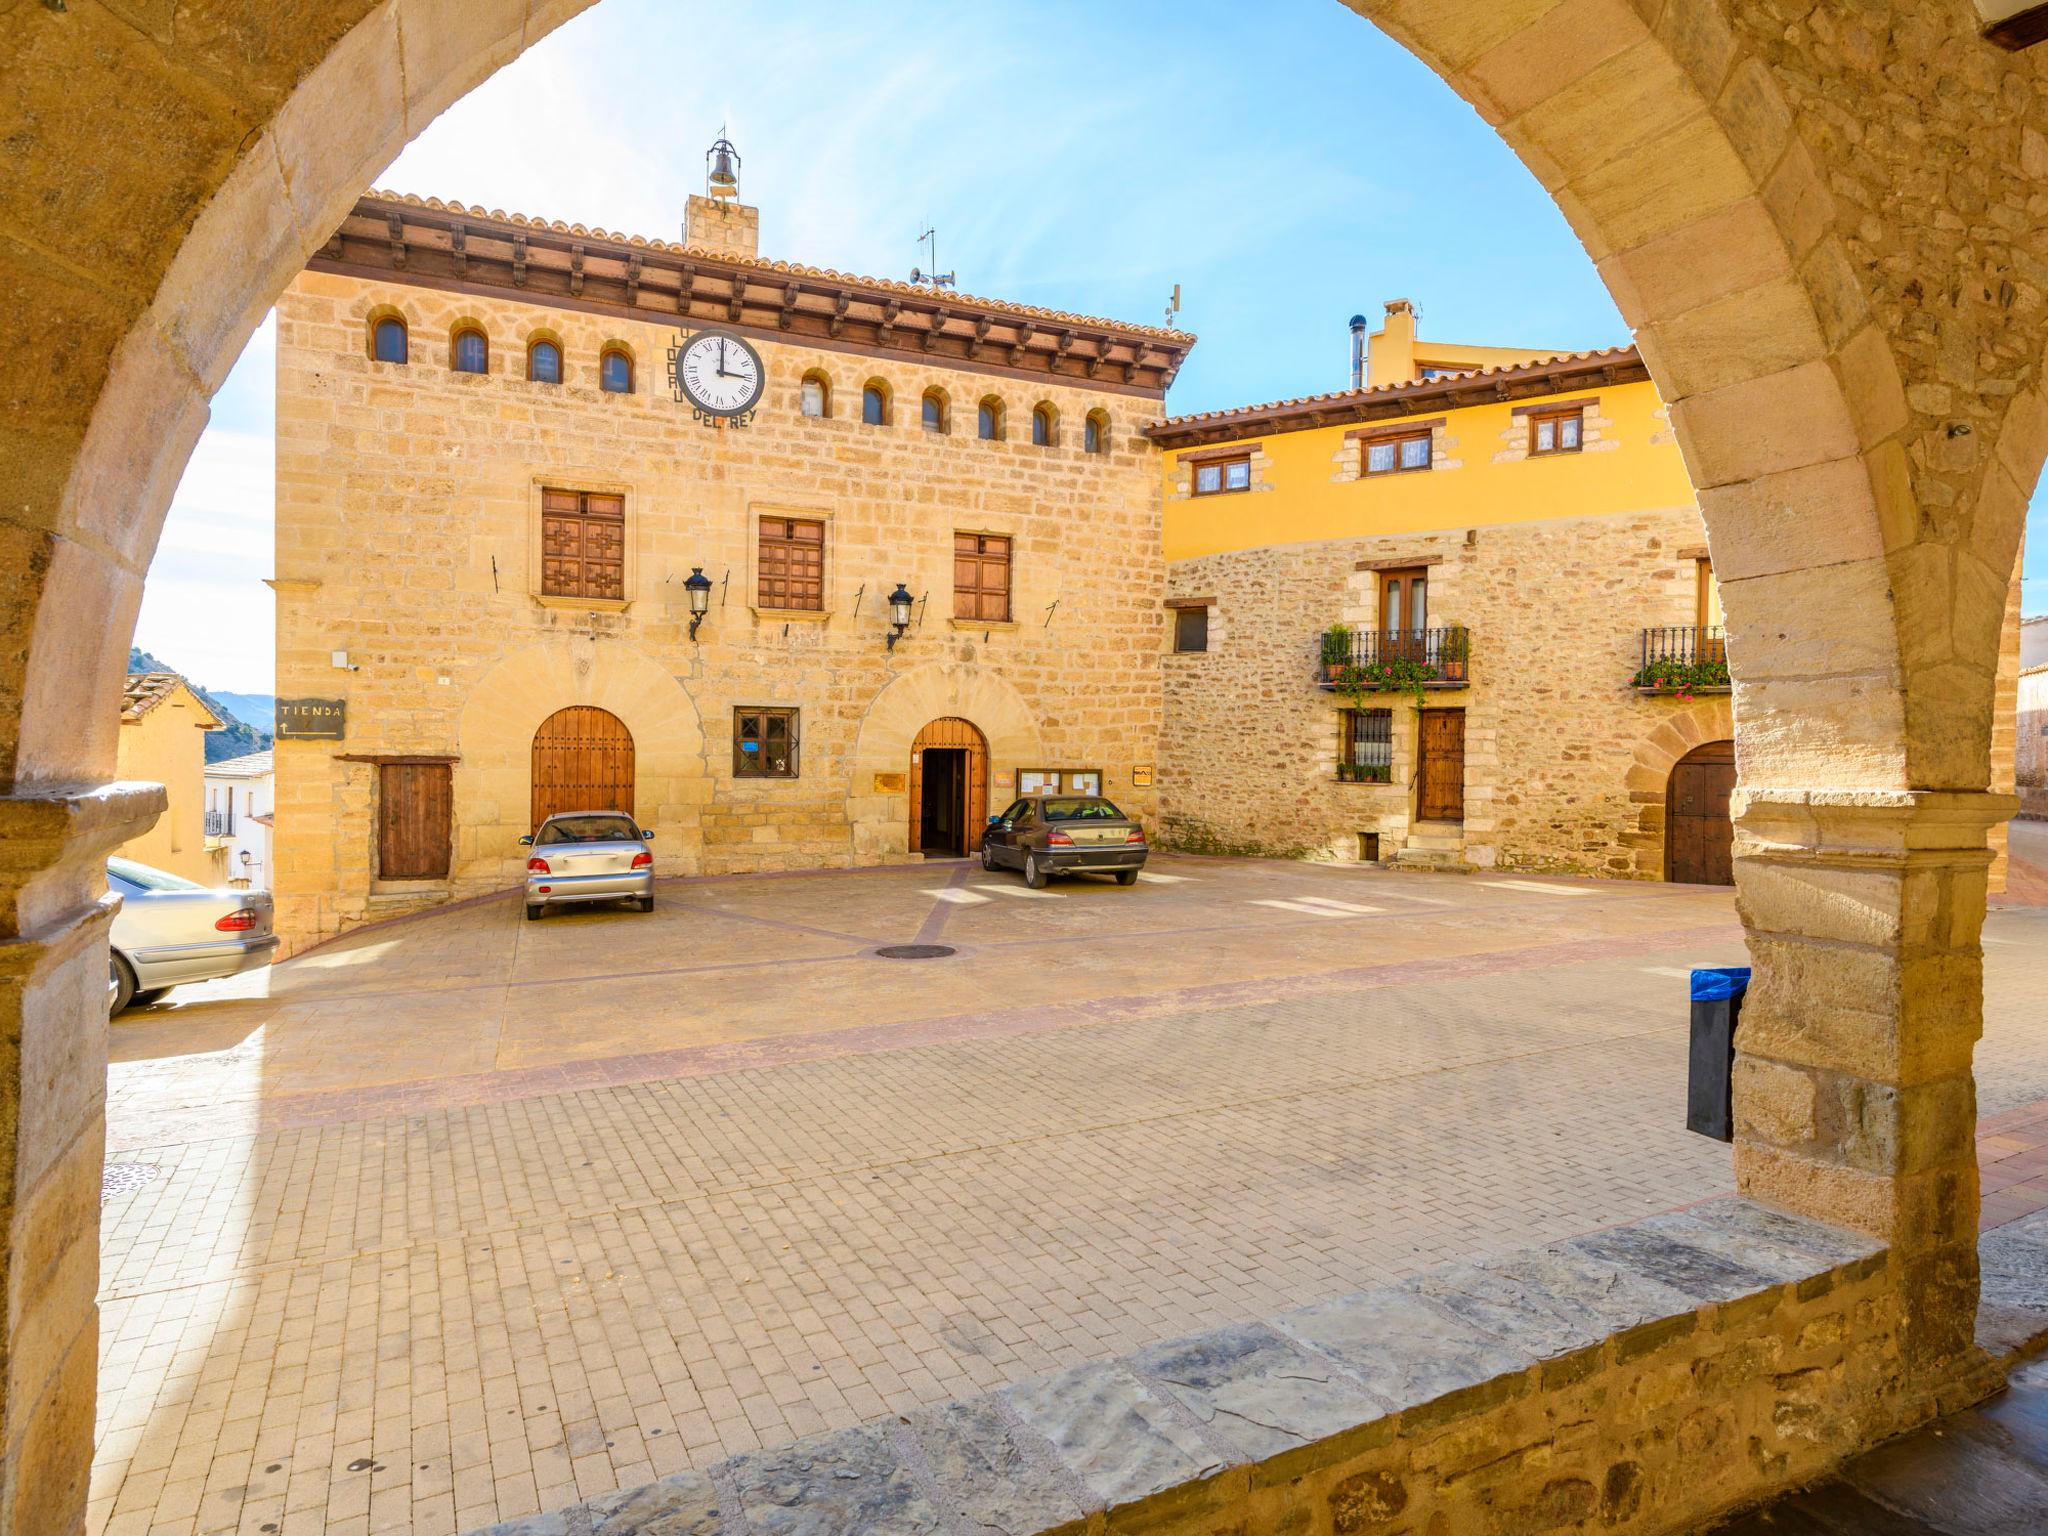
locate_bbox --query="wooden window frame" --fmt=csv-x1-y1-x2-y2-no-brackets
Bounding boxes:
452,326,489,375
599,346,634,394
371,315,409,364
1031,405,1056,447
922,390,948,432
539,489,628,602
861,381,890,426
756,514,827,613
733,707,800,779
1527,406,1584,457
1363,430,1433,476
1173,605,1209,653
1190,453,1252,496
526,337,562,384
953,531,1012,623
1084,411,1108,454
1378,567,1428,634
799,371,831,418
977,398,1004,441
1339,708,1395,784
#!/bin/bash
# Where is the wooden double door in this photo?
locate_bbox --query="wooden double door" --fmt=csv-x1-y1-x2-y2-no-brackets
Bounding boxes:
909,717,988,856
1667,740,1736,886
1416,708,1465,823
531,706,635,830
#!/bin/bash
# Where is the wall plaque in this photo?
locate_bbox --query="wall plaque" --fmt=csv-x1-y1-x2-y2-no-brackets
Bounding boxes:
873,771,907,793
1131,765,1155,787
276,698,347,740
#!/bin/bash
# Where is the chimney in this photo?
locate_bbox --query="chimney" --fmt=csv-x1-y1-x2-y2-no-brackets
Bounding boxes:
1369,299,1418,388
1348,314,1368,390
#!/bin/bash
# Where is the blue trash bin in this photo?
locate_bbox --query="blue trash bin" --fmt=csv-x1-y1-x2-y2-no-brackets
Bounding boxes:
1687,966,1751,1142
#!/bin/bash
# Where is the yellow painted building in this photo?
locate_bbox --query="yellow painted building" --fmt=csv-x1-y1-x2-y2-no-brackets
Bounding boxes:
1149,302,1733,882
114,674,225,885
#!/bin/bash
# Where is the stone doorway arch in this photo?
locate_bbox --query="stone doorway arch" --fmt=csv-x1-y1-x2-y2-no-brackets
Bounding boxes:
4,3,2046,1527
908,716,989,857
1666,738,1737,886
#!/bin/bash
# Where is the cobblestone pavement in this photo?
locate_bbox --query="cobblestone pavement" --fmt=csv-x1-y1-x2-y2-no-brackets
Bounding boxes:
90,856,2048,1536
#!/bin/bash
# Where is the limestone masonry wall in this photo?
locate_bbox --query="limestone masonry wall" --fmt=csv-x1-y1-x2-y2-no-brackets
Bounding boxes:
274,273,1165,949
1162,509,1731,878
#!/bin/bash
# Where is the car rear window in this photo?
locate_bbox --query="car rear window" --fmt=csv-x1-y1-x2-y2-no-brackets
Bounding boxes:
536,815,641,845
107,856,205,891
1039,798,1125,822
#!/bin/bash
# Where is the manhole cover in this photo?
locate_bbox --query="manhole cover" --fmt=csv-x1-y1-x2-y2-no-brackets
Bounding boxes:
102,1163,160,1203
873,944,956,960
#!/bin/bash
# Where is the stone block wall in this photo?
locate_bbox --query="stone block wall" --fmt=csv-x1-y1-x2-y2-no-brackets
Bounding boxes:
273,273,1165,948
1161,508,1730,878
2021,668,2048,820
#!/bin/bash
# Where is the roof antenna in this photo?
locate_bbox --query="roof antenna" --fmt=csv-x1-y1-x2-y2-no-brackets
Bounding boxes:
1164,284,1183,330
910,225,955,289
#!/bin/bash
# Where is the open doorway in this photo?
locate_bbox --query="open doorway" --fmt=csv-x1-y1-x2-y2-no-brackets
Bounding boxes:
909,716,988,856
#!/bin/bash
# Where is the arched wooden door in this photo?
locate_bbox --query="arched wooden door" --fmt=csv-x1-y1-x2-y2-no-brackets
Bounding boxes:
531,706,635,830
1667,739,1736,885
908,717,988,856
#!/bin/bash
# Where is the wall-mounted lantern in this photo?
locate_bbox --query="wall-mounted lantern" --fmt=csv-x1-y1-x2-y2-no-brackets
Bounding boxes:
685,566,713,640
886,582,915,651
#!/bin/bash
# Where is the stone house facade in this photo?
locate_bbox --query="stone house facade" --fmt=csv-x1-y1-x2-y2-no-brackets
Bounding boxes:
1148,307,1737,881
272,189,1188,949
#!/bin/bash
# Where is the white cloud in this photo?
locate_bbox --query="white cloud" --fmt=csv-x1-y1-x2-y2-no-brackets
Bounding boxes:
135,426,275,693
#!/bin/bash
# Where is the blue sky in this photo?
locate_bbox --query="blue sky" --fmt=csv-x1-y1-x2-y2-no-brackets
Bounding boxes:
138,0,2046,692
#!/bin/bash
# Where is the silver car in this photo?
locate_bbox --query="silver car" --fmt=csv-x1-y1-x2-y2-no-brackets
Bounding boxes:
521,812,655,919
107,856,279,1012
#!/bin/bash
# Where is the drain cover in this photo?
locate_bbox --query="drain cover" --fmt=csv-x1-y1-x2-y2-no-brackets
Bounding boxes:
873,944,956,960
101,1163,160,1203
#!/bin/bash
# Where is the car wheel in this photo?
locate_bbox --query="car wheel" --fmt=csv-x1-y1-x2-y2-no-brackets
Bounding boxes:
130,986,172,1007
1024,854,1048,890
110,955,137,1013
980,842,997,871
525,903,544,921
1115,870,1139,886
637,895,655,913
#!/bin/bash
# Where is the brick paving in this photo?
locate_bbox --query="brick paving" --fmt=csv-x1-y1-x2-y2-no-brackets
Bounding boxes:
88,857,2048,1536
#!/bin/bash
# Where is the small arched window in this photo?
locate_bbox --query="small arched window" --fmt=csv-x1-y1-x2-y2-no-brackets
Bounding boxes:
978,398,1003,441
372,317,408,364
528,339,562,384
1031,404,1055,447
862,382,889,426
453,327,488,374
800,372,830,418
922,390,947,432
600,347,633,394
1084,410,1108,454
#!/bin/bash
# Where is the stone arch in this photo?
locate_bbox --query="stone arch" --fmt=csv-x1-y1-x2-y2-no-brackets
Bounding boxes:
850,664,1044,861
457,638,705,890
1623,696,1736,881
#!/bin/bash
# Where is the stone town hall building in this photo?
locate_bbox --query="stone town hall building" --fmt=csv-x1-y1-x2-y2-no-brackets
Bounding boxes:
272,172,1188,944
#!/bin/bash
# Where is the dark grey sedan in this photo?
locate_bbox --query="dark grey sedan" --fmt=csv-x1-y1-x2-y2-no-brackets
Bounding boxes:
980,795,1148,888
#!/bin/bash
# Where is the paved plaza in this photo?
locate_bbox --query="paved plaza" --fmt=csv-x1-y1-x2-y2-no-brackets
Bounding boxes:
92,854,2048,1536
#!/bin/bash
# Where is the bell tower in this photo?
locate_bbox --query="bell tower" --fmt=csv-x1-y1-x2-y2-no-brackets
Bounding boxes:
684,133,759,259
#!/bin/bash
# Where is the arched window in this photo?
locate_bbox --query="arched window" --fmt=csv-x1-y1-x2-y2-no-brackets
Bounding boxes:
922,389,947,432
1031,404,1056,447
452,327,488,374
372,316,408,364
1084,410,1109,454
862,381,889,426
527,338,562,384
977,397,1003,441
800,372,830,418
600,347,633,394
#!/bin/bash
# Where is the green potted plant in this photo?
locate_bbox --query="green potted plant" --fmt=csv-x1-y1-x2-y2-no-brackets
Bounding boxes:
1321,625,1352,681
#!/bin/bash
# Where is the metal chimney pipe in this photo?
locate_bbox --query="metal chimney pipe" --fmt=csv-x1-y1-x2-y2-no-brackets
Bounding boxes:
1349,314,1368,390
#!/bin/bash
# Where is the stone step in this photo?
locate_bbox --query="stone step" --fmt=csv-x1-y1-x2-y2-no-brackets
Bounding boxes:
1394,846,1473,873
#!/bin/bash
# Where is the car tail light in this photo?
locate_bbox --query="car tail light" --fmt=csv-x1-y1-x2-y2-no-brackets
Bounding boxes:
527,857,550,874
214,908,258,933
631,851,652,869
1126,828,1147,844
1046,830,1075,846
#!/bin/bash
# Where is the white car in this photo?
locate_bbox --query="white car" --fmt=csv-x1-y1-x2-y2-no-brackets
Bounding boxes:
107,857,279,1012
520,812,656,919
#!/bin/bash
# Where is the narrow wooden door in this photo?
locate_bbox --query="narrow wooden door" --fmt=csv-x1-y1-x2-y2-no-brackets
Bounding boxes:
1667,740,1736,885
378,762,452,880
1415,709,1465,822
908,717,988,854
531,706,635,830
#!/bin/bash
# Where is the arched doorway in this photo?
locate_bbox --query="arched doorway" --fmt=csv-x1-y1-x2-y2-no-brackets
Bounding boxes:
1666,740,1736,887
531,706,635,830
909,717,988,856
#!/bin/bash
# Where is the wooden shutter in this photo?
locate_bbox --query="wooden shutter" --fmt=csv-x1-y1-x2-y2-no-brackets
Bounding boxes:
530,707,635,828
953,533,1010,622
541,490,625,600
378,763,452,880
758,518,825,610
1416,710,1466,822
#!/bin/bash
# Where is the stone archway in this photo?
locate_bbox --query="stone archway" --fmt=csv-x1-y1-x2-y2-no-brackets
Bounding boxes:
1623,696,1736,880
908,717,990,857
3,3,2047,1528
1667,738,1738,886
851,664,1042,862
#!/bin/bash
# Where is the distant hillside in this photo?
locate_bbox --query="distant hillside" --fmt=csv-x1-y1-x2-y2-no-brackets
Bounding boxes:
211,692,275,732
128,648,273,764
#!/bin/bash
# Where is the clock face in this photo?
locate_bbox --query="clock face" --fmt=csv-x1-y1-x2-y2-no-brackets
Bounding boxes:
673,329,765,418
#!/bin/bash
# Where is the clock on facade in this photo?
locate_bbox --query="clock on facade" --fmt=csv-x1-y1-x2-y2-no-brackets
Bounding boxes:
669,328,765,424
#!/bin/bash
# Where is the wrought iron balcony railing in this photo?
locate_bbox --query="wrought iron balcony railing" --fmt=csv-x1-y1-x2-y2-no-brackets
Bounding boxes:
204,810,232,837
1633,626,1730,693
1317,626,1471,691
